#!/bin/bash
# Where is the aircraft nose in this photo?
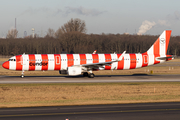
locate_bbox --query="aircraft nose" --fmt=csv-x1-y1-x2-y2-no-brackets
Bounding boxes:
2,61,9,69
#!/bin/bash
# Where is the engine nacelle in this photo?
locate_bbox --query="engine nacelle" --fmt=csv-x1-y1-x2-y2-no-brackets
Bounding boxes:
68,66,82,76
59,70,67,74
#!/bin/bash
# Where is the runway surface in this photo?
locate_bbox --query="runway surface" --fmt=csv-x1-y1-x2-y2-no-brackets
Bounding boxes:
0,102,180,120
0,74,180,84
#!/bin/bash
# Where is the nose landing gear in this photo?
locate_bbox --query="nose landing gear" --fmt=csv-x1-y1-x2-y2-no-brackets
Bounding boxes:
21,70,24,78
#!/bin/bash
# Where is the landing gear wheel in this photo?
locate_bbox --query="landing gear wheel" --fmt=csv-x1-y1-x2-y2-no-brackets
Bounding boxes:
83,72,89,77
21,75,24,78
88,73,95,78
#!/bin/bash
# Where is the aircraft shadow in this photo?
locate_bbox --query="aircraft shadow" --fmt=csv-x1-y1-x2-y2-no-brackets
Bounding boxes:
3,73,152,78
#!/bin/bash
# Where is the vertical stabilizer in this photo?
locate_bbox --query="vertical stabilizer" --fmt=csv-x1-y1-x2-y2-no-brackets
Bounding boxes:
146,30,172,55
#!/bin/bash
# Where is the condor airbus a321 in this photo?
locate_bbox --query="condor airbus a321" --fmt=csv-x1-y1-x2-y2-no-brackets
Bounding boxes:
2,30,174,78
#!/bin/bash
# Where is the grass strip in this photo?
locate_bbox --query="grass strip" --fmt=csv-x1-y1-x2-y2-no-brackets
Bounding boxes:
0,82,180,108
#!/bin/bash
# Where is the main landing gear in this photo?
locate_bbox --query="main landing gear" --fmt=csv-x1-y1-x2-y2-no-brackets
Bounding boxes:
88,73,95,78
83,72,95,78
83,72,89,77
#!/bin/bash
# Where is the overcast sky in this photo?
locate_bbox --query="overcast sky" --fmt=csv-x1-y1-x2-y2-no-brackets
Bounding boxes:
1,0,180,37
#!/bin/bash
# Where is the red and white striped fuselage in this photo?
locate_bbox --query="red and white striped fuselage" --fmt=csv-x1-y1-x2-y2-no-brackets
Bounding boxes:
4,53,172,71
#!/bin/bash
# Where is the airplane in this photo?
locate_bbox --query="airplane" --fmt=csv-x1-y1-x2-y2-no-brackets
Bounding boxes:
2,30,174,78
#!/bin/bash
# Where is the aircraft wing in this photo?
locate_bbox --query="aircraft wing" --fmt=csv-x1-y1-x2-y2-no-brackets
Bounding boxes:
75,51,126,69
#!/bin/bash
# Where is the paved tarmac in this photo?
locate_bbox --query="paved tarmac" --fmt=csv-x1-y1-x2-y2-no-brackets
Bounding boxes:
0,102,180,120
0,74,180,84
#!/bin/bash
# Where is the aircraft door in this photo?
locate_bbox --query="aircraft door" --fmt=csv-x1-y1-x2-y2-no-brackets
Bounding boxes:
56,56,60,65
21,54,26,65
21,54,29,71
143,55,148,64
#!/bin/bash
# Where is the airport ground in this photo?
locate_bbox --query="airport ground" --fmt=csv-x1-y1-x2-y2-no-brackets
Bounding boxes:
0,57,180,107
0,57,180,119
0,79,180,108
0,102,180,120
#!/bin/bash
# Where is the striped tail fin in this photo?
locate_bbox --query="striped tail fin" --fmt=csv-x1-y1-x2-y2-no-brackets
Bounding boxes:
146,30,172,55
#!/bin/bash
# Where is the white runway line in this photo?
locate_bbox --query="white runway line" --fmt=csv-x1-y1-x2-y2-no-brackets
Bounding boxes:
0,79,180,84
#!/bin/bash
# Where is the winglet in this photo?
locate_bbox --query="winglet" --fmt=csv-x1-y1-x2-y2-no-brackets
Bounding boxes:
117,51,126,61
93,50,97,54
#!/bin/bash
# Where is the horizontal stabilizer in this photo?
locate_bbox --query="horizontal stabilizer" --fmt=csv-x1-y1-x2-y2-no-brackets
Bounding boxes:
156,56,174,60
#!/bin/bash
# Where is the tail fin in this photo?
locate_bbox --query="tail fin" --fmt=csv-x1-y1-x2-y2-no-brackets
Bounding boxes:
146,30,172,55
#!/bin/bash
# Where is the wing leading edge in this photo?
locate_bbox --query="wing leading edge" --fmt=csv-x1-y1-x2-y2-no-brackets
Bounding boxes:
74,51,126,69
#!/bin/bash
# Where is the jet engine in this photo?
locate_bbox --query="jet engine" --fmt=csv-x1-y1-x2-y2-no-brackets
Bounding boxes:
68,66,82,76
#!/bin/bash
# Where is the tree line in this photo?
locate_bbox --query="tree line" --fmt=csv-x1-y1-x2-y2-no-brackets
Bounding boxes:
1,18,180,56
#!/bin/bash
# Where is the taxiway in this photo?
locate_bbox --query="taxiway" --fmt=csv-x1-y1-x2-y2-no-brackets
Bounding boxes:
0,74,180,84
0,102,180,120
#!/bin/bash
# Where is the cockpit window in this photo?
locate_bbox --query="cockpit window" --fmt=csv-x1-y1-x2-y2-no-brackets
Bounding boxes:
8,59,16,61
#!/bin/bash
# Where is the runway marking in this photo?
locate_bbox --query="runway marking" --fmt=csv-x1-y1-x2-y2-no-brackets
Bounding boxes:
1,108,180,117
1,79,180,84
0,108,57,112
